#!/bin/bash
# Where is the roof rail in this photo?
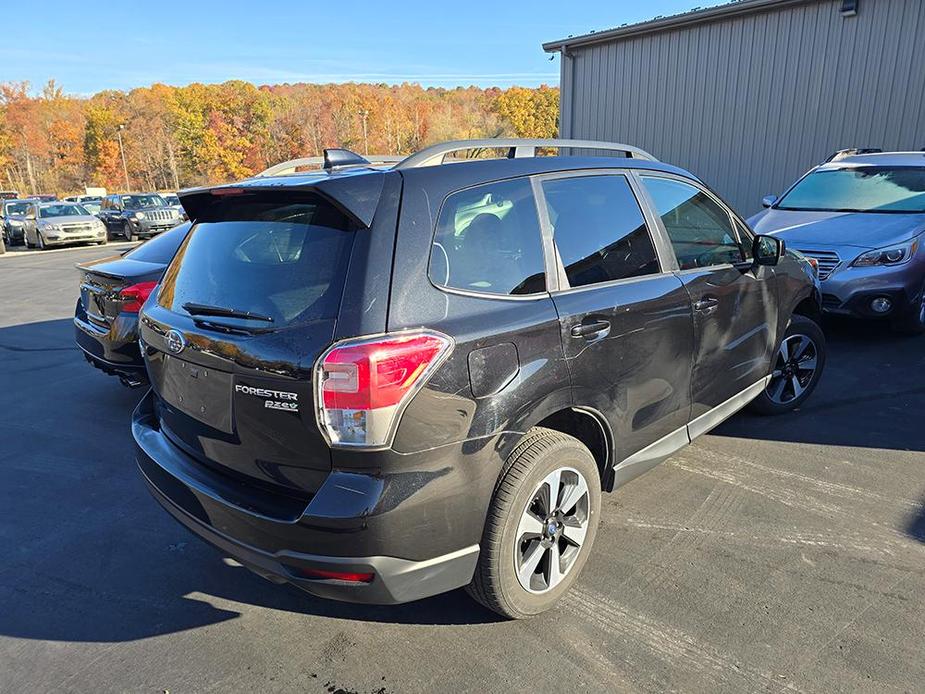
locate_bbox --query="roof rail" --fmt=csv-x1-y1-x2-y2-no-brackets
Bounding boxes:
394,138,657,169
255,152,403,178
823,147,883,163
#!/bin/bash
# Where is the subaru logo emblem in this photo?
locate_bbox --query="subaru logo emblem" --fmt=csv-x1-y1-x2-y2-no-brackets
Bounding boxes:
165,329,185,354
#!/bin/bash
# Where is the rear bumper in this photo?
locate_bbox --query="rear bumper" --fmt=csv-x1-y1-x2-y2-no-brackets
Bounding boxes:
133,390,479,604
74,303,146,375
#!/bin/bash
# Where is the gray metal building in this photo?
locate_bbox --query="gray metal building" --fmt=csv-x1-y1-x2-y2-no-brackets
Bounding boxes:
543,0,925,215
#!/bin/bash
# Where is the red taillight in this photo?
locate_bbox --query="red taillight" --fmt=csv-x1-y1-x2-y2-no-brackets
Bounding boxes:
297,568,375,583
119,281,158,312
315,331,452,448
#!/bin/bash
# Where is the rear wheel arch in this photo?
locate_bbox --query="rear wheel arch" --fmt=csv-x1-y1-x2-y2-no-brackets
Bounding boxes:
534,406,614,491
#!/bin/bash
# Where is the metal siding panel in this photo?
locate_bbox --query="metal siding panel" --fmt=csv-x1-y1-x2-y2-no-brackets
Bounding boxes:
557,0,925,214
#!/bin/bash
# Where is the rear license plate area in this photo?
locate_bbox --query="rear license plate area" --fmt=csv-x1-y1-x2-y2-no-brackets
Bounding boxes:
158,354,234,433
80,284,107,323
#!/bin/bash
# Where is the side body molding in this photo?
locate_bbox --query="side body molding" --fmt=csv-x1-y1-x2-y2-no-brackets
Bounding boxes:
612,376,771,489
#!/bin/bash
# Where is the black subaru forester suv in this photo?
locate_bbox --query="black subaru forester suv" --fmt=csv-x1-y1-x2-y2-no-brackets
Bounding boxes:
134,140,825,618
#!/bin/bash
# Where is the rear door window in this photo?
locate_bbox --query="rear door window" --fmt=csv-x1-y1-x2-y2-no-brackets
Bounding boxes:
157,193,355,327
542,174,660,288
429,177,546,296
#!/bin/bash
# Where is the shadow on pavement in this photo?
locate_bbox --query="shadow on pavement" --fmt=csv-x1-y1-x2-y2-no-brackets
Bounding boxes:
0,318,499,643
714,316,925,453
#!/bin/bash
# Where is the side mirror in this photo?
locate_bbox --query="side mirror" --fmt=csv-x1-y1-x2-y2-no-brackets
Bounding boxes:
761,194,778,208
753,235,785,266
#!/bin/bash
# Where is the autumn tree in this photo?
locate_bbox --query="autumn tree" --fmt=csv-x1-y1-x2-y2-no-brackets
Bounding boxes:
0,80,559,194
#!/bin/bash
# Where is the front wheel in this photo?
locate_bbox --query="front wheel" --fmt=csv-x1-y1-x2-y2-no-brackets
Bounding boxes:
467,427,601,619
750,314,826,415
123,222,137,242
36,232,46,250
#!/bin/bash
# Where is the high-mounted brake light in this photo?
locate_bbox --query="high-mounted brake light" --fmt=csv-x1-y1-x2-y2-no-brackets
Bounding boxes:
314,331,453,448
119,281,158,312
210,187,246,197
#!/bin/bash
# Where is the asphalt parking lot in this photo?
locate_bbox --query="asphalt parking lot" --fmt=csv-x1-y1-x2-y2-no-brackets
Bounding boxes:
1,245,924,694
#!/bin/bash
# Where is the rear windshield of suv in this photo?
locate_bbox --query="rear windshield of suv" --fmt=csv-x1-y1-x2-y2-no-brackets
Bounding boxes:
776,166,925,213
157,193,355,327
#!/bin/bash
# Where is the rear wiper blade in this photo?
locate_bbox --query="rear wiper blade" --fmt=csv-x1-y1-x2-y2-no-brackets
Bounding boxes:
191,317,274,335
182,302,274,322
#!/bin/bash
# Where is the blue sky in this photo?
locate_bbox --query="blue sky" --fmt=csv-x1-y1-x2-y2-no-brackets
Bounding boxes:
2,1,723,94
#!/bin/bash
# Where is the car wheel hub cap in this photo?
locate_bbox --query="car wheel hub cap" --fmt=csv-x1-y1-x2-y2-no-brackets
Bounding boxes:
515,466,590,594
766,333,818,405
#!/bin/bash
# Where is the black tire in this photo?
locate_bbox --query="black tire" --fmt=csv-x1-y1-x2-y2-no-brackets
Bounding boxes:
36,232,46,250
750,314,826,415
123,222,137,242
467,427,602,619
891,281,925,336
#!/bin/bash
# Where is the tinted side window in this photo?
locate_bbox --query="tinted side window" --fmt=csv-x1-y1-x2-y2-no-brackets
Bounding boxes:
542,174,659,288
642,177,744,270
430,177,546,296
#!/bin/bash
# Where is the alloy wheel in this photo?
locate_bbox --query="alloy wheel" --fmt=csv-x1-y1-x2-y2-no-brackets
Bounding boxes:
766,333,818,405
515,466,590,594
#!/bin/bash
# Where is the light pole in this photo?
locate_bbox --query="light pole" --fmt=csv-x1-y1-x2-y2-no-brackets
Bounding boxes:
116,124,130,192
358,109,369,155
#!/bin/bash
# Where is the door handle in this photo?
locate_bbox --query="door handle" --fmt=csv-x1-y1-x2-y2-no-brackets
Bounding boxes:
693,297,720,313
570,319,611,339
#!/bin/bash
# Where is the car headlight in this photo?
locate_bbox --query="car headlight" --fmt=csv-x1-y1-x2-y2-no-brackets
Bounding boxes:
40,223,61,232
852,239,919,267
133,212,146,220
9,219,23,227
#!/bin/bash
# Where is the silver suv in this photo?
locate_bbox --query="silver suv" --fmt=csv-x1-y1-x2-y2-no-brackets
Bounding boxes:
98,193,183,241
750,152,925,334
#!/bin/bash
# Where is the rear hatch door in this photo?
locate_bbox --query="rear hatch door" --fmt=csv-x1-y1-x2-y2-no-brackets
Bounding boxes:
140,190,358,495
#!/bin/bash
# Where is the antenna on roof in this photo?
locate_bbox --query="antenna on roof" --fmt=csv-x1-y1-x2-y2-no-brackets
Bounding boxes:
323,148,371,171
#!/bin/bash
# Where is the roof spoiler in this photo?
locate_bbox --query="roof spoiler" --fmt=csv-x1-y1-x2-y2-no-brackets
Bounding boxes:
177,172,385,228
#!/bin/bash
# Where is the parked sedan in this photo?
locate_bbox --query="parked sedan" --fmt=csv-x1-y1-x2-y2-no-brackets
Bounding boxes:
23,202,108,249
750,152,925,334
2,199,32,246
74,222,191,386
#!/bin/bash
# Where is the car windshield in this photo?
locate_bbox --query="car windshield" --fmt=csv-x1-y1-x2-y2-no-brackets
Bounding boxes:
39,204,86,218
122,194,166,209
82,202,101,215
162,194,180,205
776,166,925,213
5,202,30,216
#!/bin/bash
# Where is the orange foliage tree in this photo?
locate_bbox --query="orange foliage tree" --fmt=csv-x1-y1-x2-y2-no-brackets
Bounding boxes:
0,80,559,195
